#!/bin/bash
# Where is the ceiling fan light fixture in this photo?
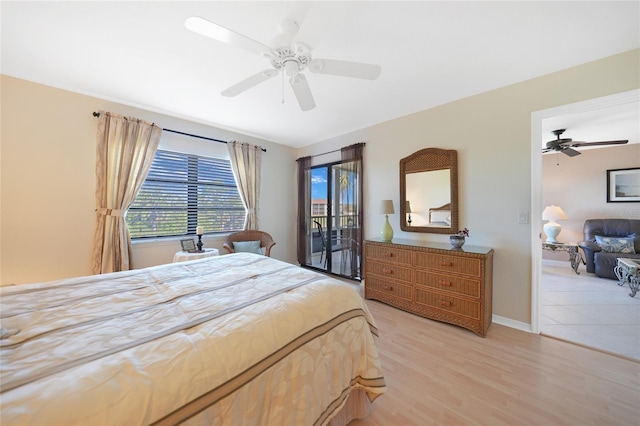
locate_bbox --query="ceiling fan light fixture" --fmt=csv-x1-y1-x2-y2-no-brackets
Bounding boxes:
284,61,300,77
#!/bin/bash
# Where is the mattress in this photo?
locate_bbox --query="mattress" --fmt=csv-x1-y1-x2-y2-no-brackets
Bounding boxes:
0,253,385,425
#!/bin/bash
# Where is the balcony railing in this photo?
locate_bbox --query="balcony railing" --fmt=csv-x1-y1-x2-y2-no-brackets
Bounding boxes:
311,214,357,229
310,215,359,254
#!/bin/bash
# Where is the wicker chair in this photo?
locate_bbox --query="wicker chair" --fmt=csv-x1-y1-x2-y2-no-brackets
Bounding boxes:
223,230,276,257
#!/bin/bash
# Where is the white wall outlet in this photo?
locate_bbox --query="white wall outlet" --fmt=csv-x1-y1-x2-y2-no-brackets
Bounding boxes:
518,211,529,224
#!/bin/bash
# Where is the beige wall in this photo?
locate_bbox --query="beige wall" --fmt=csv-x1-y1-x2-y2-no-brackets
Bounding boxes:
297,49,640,325
1,75,298,285
542,143,640,261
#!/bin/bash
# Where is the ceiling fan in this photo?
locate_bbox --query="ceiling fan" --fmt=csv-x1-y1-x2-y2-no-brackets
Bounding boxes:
185,16,381,111
542,129,628,157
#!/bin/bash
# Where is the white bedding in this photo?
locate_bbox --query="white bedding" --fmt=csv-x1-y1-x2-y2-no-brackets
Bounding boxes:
0,253,385,425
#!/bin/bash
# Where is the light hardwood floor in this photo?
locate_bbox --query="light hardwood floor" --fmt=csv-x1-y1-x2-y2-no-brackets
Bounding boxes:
350,294,640,426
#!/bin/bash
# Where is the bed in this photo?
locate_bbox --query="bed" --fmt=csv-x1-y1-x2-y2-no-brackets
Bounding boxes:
428,202,451,227
0,253,385,425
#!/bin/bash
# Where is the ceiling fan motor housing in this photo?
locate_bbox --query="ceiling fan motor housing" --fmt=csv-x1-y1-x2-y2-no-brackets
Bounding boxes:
263,44,312,76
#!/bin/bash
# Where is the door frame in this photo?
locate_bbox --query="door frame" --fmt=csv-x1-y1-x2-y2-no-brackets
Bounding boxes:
530,89,639,334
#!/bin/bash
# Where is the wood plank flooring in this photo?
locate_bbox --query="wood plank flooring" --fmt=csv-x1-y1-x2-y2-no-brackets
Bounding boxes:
351,297,640,426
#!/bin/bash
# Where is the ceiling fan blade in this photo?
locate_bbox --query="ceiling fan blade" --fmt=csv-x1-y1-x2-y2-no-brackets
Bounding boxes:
289,74,315,111
308,59,382,80
562,147,582,157
569,140,629,147
269,19,301,49
221,69,278,97
185,16,271,55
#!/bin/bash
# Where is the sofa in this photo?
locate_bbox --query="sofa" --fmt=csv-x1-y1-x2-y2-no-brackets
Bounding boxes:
578,219,640,279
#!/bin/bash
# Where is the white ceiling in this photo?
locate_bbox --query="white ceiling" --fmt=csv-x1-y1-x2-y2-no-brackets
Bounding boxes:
2,1,639,148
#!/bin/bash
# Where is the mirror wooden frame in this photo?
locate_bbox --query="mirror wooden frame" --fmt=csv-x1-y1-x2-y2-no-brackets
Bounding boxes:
399,148,458,234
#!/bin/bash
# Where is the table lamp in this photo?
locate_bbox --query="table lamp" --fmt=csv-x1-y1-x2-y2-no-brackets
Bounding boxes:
542,205,568,243
406,200,412,226
381,200,395,241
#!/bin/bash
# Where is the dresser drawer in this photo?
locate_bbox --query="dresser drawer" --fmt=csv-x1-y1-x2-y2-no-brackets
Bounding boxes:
414,252,481,277
365,260,413,283
415,270,480,298
365,276,413,302
365,244,413,265
415,288,480,319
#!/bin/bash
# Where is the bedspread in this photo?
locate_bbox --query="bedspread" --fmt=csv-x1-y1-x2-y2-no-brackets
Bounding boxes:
0,253,385,425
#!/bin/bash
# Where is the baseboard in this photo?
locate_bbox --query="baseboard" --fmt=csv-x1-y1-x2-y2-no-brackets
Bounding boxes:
492,315,533,333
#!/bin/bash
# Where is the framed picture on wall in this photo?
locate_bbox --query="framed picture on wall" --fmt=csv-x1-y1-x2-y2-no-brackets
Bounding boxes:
607,167,640,202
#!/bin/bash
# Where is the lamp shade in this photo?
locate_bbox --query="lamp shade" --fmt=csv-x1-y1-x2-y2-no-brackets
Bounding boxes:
542,205,567,221
381,200,395,215
405,201,412,213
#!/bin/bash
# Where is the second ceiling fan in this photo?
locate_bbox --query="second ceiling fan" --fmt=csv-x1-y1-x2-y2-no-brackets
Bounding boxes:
185,16,382,111
542,129,628,157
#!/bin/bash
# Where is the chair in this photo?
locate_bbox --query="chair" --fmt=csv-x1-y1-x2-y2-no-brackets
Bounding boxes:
314,220,343,268
223,230,276,257
578,219,640,279
314,220,328,266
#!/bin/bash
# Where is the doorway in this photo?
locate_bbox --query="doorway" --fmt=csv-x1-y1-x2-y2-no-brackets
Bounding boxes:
530,89,640,336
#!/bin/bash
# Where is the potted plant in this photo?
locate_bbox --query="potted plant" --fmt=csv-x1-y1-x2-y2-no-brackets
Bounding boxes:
450,227,469,248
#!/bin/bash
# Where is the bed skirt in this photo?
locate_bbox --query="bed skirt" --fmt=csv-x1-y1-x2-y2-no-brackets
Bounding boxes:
326,388,372,426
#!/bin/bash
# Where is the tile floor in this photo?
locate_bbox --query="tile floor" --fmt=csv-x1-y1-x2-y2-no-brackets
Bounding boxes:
540,259,640,361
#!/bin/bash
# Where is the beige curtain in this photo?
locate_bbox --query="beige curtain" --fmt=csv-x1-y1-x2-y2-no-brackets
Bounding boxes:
93,111,162,274
228,141,262,230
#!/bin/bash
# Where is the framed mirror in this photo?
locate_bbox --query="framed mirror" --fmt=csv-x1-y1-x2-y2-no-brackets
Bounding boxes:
399,148,458,234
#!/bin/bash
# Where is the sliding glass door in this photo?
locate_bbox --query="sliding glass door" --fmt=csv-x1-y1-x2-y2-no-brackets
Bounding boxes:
299,159,361,279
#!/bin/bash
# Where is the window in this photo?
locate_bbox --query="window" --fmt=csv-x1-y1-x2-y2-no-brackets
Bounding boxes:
126,150,244,238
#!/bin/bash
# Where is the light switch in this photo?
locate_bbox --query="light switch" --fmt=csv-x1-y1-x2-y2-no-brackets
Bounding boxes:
518,211,529,224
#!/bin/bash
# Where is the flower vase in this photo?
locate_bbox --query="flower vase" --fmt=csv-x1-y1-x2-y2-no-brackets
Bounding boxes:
449,235,465,248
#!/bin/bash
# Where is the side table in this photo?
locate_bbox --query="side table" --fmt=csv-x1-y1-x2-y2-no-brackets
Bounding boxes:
614,258,640,298
173,248,220,263
541,242,583,275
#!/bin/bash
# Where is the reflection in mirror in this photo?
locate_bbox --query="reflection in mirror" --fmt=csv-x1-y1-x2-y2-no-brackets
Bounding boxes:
400,148,458,234
406,170,451,227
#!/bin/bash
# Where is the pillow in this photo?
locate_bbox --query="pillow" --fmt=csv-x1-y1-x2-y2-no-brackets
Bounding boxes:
233,240,263,255
594,236,636,254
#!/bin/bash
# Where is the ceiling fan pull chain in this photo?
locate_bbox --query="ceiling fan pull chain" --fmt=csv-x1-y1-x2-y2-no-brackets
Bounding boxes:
281,70,285,104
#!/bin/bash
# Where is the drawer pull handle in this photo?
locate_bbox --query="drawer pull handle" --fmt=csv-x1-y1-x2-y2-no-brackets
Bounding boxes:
439,260,453,267
382,268,393,274
440,300,452,307
439,280,452,286
383,284,394,291
384,252,394,258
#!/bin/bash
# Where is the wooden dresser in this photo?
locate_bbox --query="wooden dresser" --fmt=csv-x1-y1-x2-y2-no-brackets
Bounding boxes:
364,238,494,336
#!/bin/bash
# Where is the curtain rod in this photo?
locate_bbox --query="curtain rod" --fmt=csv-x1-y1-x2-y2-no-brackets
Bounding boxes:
297,142,365,160
92,112,266,152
